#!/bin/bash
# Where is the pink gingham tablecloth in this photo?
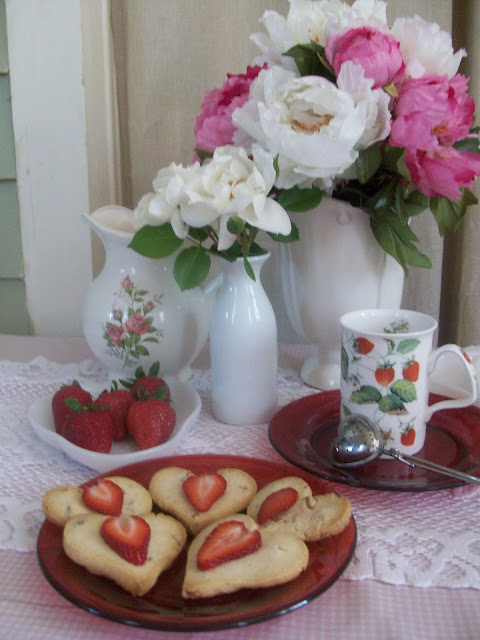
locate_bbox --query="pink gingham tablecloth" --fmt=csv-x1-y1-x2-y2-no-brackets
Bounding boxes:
0,337,480,640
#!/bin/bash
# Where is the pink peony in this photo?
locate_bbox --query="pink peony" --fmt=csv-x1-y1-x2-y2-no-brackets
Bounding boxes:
106,324,125,346
325,27,404,89
124,314,150,336
405,147,480,200
194,65,266,155
390,74,475,150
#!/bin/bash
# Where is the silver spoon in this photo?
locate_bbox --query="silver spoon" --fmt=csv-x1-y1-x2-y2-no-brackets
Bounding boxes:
330,414,480,485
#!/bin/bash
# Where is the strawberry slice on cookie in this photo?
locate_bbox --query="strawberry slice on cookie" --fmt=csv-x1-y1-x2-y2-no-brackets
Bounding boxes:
148,467,257,536
182,514,308,598
63,512,187,596
247,476,351,542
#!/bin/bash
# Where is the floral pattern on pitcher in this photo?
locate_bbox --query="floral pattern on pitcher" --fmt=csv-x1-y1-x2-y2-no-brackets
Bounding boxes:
341,331,421,446
102,276,164,368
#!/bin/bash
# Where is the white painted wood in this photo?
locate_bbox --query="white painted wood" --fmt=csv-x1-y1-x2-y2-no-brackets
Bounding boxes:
6,0,92,336
6,0,120,336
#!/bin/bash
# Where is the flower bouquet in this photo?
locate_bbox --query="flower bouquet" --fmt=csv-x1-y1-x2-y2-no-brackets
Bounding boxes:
130,0,480,287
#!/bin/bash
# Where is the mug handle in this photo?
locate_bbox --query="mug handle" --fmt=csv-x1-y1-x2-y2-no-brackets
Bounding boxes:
425,345,478,422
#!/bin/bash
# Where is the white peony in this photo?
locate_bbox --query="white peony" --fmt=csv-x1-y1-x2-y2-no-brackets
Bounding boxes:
391,15,466,79
336,61,391,150
251,0,388,69
232,65,381,189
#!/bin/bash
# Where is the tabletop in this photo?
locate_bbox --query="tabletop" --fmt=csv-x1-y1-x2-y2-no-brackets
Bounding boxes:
1,334,480,640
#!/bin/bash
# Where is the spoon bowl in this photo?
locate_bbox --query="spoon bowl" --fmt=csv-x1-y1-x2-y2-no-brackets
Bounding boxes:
330,414,480,485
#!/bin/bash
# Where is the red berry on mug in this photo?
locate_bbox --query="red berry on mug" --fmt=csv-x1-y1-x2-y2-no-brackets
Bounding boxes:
401,426,416,446
355,337,374,355
375,365,395,387
402,360,420,382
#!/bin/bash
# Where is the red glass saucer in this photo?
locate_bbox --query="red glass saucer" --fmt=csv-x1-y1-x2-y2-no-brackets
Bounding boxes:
37,454,356,632
269,390,480,491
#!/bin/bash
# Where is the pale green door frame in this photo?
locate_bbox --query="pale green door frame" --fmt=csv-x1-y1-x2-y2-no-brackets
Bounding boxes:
0,0,29,335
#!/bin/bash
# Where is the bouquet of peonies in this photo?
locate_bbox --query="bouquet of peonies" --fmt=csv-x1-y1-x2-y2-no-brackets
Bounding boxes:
131,0,480,287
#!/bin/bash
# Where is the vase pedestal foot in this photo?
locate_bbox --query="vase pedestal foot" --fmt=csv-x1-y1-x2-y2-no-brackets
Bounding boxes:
300,350,340,390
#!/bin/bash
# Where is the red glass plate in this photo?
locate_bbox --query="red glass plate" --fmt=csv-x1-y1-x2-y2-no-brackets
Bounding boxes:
269,390,480,491
37,454,356,632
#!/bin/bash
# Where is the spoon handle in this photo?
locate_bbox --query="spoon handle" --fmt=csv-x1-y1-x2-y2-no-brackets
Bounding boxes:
386,449,480,485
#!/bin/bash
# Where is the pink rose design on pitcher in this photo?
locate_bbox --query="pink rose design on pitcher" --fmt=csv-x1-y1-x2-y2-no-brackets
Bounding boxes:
125,314,150,335
106,324,125,346
102,278,163,367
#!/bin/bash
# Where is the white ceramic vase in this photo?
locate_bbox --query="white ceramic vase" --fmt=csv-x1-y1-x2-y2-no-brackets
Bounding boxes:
280,196,405,390
82,206,215,380
210,252,278,425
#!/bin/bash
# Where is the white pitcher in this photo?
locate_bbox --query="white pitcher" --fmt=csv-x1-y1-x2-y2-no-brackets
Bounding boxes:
82,205,215,380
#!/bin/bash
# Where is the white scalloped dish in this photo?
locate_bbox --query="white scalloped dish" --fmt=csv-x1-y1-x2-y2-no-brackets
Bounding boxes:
28,380,201,472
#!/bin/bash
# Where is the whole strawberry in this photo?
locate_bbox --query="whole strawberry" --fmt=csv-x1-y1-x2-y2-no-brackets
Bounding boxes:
121,362,171,401
95,388,133,441
126,391,176,450
52,381,92,435
62,399,114,453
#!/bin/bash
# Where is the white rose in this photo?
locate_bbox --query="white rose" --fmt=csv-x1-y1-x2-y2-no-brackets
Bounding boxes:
139,162,198,238
232,66,370,189
391,15,466,79
181,145,290,250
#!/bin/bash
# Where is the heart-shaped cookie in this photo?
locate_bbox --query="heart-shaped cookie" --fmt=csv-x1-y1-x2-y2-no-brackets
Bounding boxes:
182,514,309,598
42,475,153,526
247,476,351,541
63,512,187,596
148,467,257,535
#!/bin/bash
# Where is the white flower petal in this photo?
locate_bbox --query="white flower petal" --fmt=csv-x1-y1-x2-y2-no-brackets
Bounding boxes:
392,15,466,79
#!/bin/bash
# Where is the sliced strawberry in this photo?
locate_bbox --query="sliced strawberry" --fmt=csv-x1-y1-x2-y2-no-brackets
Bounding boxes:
100,515,151,565
183,472,227,512
197,520,261,571
82,479,124,516
257,487,299,525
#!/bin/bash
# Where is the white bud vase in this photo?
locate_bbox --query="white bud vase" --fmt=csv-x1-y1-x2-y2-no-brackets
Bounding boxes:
210,252,278,425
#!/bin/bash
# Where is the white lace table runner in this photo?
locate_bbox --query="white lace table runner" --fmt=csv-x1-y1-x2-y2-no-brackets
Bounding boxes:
1,355,480,591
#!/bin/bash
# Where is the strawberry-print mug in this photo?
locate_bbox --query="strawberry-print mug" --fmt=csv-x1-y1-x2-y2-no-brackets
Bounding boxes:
340,309,478,456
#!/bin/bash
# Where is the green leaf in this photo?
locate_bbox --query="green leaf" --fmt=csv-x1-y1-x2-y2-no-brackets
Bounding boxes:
135,345,149,356
227,216,246,235
194,148,214,162
268,222,300,243
341,346,349,382
430,189,478,235
369,211,432,274
355,146,382,184
243,256,256,281
173,246,211,290
378,395,408,414
453,128,480,153
382,146,411,181
390,379,417,403
277,186,324,212
350,385,382,404
403,190,429,217
148,361,160,377
396,338,420,354
129,223,183,258
273,155,280,181
188,227,209,242
283,42,335,81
